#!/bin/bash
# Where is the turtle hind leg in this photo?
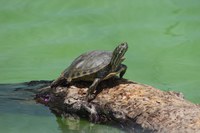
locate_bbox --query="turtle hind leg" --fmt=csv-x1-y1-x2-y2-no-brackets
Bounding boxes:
86,78,101,101
119,64,127,78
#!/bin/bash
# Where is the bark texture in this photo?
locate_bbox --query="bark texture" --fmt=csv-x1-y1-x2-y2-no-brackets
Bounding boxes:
35,78,200,133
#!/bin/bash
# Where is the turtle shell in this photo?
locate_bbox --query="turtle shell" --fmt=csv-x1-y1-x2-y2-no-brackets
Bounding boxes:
61,51,112,80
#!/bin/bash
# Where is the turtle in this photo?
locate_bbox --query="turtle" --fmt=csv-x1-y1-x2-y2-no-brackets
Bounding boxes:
51,42,128,101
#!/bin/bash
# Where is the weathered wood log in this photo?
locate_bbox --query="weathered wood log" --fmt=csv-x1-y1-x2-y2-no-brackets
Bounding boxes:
35,78,200,133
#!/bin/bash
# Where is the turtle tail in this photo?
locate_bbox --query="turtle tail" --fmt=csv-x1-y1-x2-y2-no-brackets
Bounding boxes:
51,76,66,88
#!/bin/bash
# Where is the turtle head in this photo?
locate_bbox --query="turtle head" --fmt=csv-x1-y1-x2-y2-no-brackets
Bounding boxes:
110,42,128,71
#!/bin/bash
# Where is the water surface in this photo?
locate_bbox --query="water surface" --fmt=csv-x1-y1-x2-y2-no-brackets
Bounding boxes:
0,0,200,132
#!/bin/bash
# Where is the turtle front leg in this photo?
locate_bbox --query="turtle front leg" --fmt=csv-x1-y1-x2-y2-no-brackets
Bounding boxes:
119,64,127,78
86,78,101,101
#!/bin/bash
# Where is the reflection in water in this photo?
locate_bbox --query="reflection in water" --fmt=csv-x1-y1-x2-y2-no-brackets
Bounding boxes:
56,116,81,132
56,116,125,133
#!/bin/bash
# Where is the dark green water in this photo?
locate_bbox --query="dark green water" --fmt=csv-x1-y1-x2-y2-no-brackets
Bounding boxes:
0,0,200,132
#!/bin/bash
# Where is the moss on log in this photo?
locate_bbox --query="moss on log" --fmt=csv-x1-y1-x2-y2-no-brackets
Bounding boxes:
35,78,200,133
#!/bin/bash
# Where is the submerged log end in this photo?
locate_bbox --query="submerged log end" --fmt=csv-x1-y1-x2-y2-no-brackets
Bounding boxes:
35,78,200,133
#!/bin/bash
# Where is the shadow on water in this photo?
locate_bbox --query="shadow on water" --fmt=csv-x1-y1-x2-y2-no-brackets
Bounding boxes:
0,80,51,115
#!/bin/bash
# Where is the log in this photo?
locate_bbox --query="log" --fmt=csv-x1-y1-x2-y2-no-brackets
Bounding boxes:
34,78,200,133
